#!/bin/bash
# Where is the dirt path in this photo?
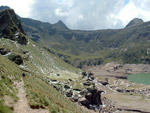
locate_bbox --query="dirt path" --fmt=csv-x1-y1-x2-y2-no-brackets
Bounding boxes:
13,79,49,113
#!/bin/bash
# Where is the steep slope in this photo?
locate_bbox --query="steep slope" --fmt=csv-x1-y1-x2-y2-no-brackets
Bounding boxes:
0,9,88,113
0,9,27,45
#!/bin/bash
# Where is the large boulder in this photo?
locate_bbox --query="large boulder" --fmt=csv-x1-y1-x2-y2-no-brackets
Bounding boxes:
85,89,103,107
0,48,9,55
12,55,23,65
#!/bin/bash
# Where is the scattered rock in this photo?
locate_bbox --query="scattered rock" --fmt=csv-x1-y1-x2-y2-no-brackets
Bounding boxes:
83,82,92,86
82,72,87,77
68,79,73,81
64,85,70,89
99,81,109,86
12,55,23,65
65,90,73,97
79,97,90,108
0,48,9,55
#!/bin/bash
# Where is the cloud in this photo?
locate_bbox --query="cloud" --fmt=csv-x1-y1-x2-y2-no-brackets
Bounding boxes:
1,0,150,30
117,0,150,26
30,0,125,30
0,0,33,17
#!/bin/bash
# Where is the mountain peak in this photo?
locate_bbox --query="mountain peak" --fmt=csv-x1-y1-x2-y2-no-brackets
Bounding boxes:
53,20,68,29
0,6,10,11
126,18,144,28
0,9,27,45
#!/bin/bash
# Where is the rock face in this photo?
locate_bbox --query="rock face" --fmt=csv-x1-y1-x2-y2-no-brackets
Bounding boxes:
0,9,27,45
80,89,103,109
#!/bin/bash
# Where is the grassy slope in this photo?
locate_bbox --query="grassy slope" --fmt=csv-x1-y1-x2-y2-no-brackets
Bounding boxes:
0,55,22,113
0,37,84,113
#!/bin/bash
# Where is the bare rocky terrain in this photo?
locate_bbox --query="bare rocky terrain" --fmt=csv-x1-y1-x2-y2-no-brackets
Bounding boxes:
83,62,150,113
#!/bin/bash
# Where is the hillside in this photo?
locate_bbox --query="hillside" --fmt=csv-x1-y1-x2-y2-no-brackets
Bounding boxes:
1,6,150,67
20,17,150,67
0,9,91,113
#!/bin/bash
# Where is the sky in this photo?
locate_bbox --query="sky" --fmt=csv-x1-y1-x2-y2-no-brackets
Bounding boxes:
0,0,150,30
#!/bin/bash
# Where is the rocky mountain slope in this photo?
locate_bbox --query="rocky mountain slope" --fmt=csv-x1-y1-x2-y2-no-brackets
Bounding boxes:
1,8,102,113
20,12,150,67
1,6,150,67
1,6,150,113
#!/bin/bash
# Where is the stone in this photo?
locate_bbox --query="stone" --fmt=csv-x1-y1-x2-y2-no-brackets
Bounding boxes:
0,48,9,55
83,82,92,86
99,81,109,86
85,89,103,107
12,55,23,65
82,72,87,77
65,90,73,97
79,97,90,108
64,85,70,89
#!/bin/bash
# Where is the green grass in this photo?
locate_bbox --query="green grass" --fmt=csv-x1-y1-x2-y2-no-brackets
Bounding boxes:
128,73,150,85
0,101,13,113
24,75,84,113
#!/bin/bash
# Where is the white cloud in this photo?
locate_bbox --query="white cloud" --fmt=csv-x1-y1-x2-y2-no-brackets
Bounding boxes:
116,0,150,26
0,0,150,30
0,0,34,17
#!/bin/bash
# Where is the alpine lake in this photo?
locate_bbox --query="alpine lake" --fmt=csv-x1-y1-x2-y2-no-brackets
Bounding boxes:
128,73,150,85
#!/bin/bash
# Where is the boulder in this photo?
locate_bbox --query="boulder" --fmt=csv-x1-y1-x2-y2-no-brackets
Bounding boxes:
64,85,70,89
82,72,87,77
71,95,79,102
99,81,109,86
85,89,103,106
65,90,73,97
0,48,9,55
79,97,90,108
83,82,92,86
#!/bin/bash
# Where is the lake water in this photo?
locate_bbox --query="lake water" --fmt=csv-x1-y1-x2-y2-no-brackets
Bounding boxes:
128,73,150,85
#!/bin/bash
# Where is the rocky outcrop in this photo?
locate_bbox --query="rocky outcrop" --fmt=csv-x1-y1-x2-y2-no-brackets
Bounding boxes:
0,9,27,45
79,89,103,109
12,55,23,65
0,48,10,55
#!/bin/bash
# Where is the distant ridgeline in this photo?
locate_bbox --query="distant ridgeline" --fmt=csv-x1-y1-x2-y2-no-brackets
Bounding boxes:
1,6,150,67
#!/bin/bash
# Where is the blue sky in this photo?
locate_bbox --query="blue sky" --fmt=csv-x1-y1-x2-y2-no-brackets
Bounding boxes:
124,0,129,5
0,0,150,30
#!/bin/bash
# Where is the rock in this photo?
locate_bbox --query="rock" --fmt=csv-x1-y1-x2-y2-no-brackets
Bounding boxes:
73,88,81,91
82,72,87,77
65,90,73,97
71,95,79,102
0,48,9,55
10,55,23,65
68,79,73,81
79,97,90,108
99,81,109,86
83,82,92,86
85,89,103,106
0,9,27,45
57,74,60,76
64,85,70,89
79,90,87,96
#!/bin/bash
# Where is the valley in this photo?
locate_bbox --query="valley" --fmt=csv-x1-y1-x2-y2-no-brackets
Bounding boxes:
0,6,150,113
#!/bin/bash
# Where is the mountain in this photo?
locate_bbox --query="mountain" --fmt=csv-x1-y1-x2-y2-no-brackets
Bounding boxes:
0,9,27,45
0,6,10,11
1,6,150,113
126,18,144,28
19,16,150,66
0,9,92,113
